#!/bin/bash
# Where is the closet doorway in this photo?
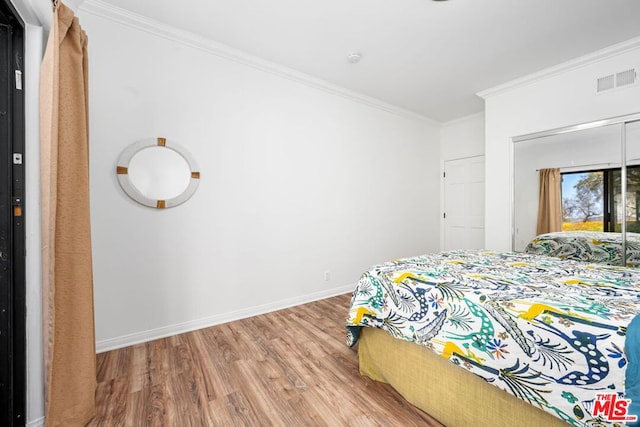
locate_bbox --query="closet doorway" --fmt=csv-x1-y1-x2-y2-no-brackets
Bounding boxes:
512,113,640,261
0,0,25,424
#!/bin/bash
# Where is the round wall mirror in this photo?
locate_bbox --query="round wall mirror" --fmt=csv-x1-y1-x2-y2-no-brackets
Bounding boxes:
116,137,200,209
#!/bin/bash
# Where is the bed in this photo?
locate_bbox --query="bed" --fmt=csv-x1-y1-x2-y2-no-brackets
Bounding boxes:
346,250,640,426
524,231,640,267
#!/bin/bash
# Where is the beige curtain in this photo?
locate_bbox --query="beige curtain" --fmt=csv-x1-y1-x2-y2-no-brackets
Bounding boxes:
536,168,563,235
40,2,95,426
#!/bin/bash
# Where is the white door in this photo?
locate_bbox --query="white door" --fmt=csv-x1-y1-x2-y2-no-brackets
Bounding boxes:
443,156,485,250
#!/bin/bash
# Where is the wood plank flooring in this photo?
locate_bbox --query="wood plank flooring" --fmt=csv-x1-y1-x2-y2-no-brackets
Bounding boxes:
90,293,443,426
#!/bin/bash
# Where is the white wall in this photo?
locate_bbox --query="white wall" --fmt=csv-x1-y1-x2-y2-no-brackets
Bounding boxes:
22,24,44,427
440,112,485,161
78,7,441,350
481,38,640,250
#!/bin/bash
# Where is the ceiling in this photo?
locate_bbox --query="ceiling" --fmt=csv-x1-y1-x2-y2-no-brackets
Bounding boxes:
93,0,640,122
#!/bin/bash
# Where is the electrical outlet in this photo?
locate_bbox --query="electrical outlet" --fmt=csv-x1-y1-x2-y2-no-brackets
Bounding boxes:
324,271,330,281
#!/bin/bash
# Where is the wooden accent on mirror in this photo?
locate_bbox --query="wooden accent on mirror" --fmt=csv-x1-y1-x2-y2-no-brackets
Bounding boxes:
89,294,443,426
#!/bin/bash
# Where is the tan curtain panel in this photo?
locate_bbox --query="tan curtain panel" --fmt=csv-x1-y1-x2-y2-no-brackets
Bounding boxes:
40,2,95,426
536,168,563,235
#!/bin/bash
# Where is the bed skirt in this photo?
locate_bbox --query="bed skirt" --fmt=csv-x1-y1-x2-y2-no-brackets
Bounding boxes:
358,327,568,427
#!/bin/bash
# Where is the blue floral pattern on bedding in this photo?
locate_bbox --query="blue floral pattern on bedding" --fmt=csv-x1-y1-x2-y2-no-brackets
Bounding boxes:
525,231,640,267
346,250,640,426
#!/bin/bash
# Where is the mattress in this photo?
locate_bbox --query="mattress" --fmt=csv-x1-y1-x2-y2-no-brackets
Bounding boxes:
346,250,640,426
524,231,640,266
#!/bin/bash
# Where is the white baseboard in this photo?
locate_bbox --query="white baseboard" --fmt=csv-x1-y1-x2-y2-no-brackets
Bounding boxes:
27,416,45,427
96,284,354,353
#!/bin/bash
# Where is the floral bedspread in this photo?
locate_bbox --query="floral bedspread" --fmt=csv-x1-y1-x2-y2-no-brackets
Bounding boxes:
524,231,640,267
346,250,640,426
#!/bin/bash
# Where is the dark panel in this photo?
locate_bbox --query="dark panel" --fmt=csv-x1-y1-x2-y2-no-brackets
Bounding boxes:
0,0,25,424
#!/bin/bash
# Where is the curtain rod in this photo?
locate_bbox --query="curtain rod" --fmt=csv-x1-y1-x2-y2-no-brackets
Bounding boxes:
536,162,620,172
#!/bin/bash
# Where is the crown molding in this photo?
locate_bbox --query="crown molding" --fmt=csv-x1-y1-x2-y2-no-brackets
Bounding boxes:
441,111,484,128
79,0,439,126
477,36,640,99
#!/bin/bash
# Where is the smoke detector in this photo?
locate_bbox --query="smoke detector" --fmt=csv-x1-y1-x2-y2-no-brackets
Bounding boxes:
347,52,362,64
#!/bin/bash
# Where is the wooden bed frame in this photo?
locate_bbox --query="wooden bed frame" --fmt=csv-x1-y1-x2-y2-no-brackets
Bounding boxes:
358,327,569,426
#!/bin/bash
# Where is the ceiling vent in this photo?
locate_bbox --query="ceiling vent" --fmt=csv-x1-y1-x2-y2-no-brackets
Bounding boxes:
596,68,636,93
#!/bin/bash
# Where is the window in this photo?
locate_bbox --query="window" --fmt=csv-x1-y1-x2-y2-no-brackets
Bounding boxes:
561,166,640,232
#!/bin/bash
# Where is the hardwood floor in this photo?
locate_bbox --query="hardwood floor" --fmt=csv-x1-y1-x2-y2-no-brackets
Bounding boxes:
90,293,443,426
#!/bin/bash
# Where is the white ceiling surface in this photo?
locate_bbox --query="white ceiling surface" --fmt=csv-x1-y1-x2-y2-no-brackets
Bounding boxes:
94,0,640,122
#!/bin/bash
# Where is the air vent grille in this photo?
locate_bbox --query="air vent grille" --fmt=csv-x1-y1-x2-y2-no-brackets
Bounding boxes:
616,69,636,87
597,74,615,92
596,68,636,93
